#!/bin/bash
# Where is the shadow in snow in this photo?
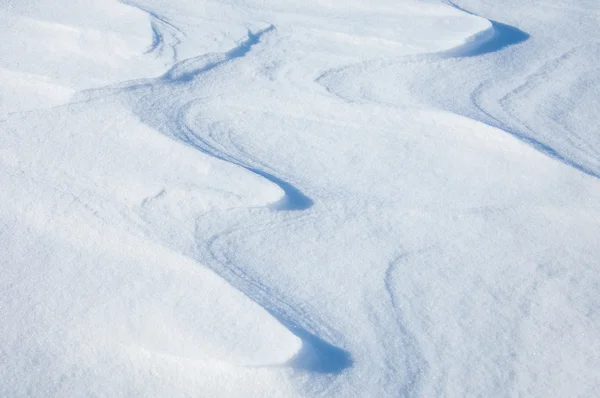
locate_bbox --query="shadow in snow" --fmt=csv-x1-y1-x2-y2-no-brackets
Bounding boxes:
120,0,183,62
500,124,600,180
124,21,345,372
263,308,352,374
441,0,529,57
457,21,529,57
163,26,274,83
228,27,274,58
248,167,313,211
121,0,182,33
442,3,600,179
146,21,162,54
288,327,353,373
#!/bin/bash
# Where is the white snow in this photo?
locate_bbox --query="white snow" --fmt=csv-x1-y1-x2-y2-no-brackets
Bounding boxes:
1,0,599,396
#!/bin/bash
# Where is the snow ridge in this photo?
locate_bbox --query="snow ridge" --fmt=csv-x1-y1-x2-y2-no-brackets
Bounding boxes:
105,19,348,375
120,0,184,63
2,0,600,396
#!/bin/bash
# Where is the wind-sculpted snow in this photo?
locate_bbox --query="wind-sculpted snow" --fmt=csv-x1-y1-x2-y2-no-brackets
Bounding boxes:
443,20,529,58
121,0,184,63
441,1,529,57
1,0,600,397
107,26,337,373
319,1,600,179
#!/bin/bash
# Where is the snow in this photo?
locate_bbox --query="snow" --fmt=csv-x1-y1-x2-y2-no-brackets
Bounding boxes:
1,0,599,396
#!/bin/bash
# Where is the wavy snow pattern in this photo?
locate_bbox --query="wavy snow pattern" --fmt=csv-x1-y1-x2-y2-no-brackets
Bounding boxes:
88,19,348,375
38,0,599,396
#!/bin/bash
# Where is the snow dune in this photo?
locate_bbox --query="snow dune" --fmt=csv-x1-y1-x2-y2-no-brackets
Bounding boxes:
1,0,599,396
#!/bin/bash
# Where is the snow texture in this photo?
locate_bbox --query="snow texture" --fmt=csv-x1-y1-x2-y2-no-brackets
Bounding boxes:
1,0,599,396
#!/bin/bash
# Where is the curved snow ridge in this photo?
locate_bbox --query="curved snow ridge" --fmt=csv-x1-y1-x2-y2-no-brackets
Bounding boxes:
318,7,600,186
440,1,529,58
147,24,313,211
471,79,600,181
313,9,519,103
117,21,344,373
440,20,528,59
178,99,314,211
199,216,352,374
181,121,348,373
0,2,167,94
491,44,600,179
120,0,184,64
92,234,304,368
91,25,312,213
442,22,495,57
162,25,275,83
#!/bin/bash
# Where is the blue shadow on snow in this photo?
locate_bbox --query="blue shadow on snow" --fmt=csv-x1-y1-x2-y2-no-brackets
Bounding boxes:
264,307,353,374
442,1,529,57
248,167,313,211
287,327,353,374
162,26,274,83
464,20,530,57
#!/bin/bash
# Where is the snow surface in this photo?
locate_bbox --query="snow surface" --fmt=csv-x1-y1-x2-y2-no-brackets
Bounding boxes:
1,0,599,396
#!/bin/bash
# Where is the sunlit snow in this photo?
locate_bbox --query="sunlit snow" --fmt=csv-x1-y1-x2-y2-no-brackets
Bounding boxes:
1,0,599,396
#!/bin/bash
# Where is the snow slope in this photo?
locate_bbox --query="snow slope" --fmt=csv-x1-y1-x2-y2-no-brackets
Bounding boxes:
1,0,599,396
